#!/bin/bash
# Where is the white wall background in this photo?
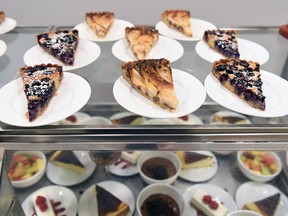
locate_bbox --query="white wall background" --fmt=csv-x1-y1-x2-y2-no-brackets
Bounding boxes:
2,0,288,27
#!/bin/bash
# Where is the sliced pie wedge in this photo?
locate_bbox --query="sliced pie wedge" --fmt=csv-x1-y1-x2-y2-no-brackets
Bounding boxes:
212,58,266,110
20,64,63,122
121,58,179,112
95,184,130,216
37,29,79,65
125,26,159,60
203,29,240,58
85,12,115,38
0,11,5,24
161,10,192,37
175,151,214,169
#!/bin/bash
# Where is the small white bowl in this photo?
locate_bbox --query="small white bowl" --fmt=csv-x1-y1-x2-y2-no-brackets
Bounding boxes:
137,183,185,216
237,151,282,182
137,151,181,185
8,151,46,188
227,210,261,216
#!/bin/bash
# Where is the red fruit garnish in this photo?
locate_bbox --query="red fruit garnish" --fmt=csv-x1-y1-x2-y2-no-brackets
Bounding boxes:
39,203,48,212
179,115,189,121
209,201,219,210
66,115,77,123
35,196,46,205
202,195,212,204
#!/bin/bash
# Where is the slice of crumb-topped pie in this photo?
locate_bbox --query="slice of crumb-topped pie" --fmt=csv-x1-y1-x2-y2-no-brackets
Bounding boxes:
85,12,115,38
121,58,179,112
203,29,240,59
37,29,79,66
161,10,192,37
20,64,63,122
212,58,265,110
125,26,159,60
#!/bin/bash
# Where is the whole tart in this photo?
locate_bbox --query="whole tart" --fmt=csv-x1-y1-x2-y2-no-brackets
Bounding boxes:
37,29,79,65
161,10,192,37
85,12,115,38
121,58,179,112
20,64,63,122
212,58,266,110
0,11,5,24
125,26,159,60
203,29,240,59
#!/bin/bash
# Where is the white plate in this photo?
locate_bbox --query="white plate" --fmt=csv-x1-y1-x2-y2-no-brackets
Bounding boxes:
74,19,134,42
0,17,17,34
109,158,139,176
205,71,288,118
22,185,78,216
195,38,269,65
78,181,135,216
111,35,184,63
0,72,91,127
235,182,288,216
178,151,218,182
46,151,96,186
23,39,101,71
113,68,206,118
183,183,238,215
0,40,7,57
155,18,217,41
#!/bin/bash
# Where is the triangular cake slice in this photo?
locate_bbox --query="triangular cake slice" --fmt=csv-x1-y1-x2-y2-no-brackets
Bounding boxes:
121,58,179,112
243,193,280,216
125,26,159,60
203,29,240,58
161,10,192,37
95,184,130,216
50,151,85,174
0,11,5,24
212,58,266,110
20,64,63,122
175,151,214,169
37,29,79,65
85,12,115,38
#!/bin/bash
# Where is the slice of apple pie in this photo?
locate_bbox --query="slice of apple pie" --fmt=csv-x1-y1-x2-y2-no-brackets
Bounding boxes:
85,12,115,38
121,58,179,112
125,26,159,60
161,10,192,37
0,11,5,24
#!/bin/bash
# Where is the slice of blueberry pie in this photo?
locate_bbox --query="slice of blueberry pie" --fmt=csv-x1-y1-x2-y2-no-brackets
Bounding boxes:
85,12,115,38
37,29,79,66
212,58,265,110
20,64,63,122
203,29,240,58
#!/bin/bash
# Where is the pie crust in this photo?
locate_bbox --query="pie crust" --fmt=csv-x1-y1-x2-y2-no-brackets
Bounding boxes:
0,11,5,24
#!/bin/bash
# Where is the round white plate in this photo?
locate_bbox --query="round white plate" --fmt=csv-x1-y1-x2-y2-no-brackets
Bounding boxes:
109,158,139,176
22,185,78,216
178,151,218,182
195,38,269,65
0,17,17,35
78,181,135,216
59,111,92,125
74,19,134,42
183,183,238,215
0,40,7,57
235,182,288,216
0,72,91,127
155,18,217,41
113,68,206,118
111,35,184,63
23,39,101,71
46,151,96,186
205,71,288,118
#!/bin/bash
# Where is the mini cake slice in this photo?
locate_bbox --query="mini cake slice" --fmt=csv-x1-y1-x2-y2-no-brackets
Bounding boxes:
212,58,266,110
120,151,141,164
243,193,280,216
37,29,79,65
85,12,115,38
32,191,55,216
50,151,85,174
121,58,179,112
20,64,63,122
0,11,5,24
125,26,159,60
203,29,240,58
161,10,192,37
95,184,130,216
175,151,214,169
